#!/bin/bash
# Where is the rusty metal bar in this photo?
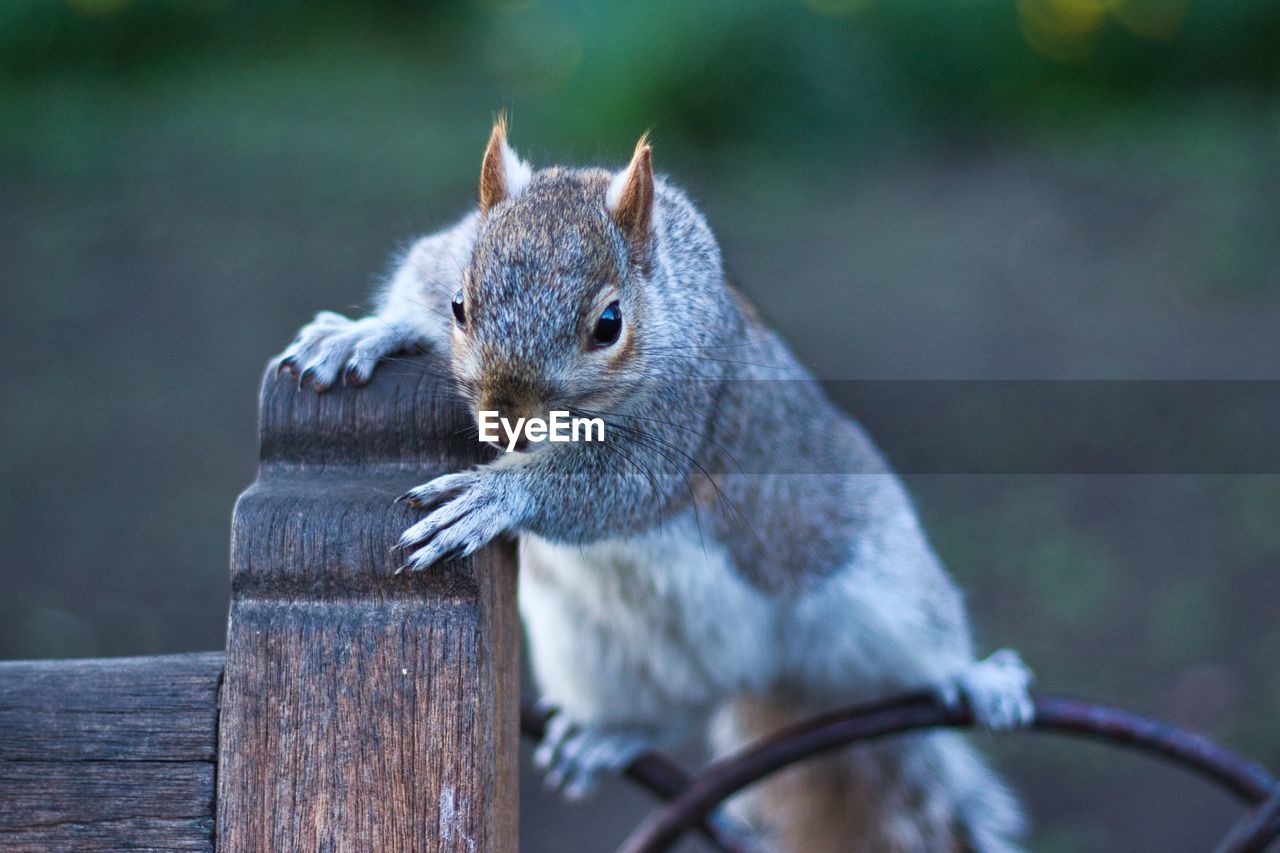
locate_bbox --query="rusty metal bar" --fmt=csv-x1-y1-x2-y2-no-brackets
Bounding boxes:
616,692,1278,853
1215,784,1280,853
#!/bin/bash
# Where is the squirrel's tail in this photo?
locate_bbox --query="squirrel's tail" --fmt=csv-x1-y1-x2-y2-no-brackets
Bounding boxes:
709,696,1025,853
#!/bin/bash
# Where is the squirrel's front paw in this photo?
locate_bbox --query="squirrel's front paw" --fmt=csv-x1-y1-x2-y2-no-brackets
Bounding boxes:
533,714,655,801
395,471,523,572
274,311,419,392
941,648,1035,731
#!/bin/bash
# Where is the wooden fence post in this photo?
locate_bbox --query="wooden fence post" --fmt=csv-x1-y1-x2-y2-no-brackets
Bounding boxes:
216,353,519,851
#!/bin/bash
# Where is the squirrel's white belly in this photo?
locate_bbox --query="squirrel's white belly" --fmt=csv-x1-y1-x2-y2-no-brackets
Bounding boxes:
518,512,779,727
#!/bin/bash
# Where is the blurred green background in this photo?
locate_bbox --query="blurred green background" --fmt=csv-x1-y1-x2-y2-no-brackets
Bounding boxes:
2,0,1278,850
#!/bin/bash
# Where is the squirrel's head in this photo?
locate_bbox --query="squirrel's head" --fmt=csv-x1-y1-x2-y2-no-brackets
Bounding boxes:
451,117,657,450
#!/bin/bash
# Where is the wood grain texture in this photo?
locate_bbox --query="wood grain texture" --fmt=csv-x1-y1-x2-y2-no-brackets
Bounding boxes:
0,652,222,851
0,652,222,762
217,352,520,852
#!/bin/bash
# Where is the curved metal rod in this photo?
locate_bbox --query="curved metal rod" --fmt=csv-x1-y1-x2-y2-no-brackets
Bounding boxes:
1032,696,1275,801
519,701,755,852
615,692,1279,853
1215,785,1280,853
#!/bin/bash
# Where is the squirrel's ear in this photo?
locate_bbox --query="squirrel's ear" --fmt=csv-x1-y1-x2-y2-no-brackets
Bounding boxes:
479,115,532,214
606,135,654,249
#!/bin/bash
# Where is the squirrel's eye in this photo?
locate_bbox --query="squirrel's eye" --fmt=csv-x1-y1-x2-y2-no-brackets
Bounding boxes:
592,301,622,347
451,289,466,326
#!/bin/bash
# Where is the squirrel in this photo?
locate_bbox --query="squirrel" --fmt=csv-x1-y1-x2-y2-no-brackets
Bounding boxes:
276,117,1034,853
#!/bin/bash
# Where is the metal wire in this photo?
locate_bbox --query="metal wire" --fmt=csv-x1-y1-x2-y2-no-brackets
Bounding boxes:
593,692,1278,853
1215,785,1280,853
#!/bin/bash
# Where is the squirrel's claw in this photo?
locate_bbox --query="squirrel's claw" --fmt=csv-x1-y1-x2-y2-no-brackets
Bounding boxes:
272,311,418,393
944,648,1035,731
343,361,371,387
395,471,516,572
398,472,472,512
273,355,297,377
533,715,655,801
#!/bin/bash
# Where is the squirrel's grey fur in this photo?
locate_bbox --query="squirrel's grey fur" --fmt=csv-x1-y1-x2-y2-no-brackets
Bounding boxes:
277,121,1033,852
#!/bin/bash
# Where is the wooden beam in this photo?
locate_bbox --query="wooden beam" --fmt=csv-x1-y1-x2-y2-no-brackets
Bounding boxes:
0,652,222,851
216,353,519,851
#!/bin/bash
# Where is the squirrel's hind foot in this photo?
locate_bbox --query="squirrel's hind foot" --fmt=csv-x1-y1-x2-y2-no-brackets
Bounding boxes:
941,648,1035,731
533,714,657,801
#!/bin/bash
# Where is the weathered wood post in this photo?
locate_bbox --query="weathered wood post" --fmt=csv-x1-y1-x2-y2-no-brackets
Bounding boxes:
216,353,519,851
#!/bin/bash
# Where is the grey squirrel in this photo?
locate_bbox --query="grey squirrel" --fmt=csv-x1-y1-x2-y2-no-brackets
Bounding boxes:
276,118,1034,852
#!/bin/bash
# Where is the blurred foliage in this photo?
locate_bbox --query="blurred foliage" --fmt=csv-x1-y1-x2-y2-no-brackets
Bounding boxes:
2,0,1278,141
